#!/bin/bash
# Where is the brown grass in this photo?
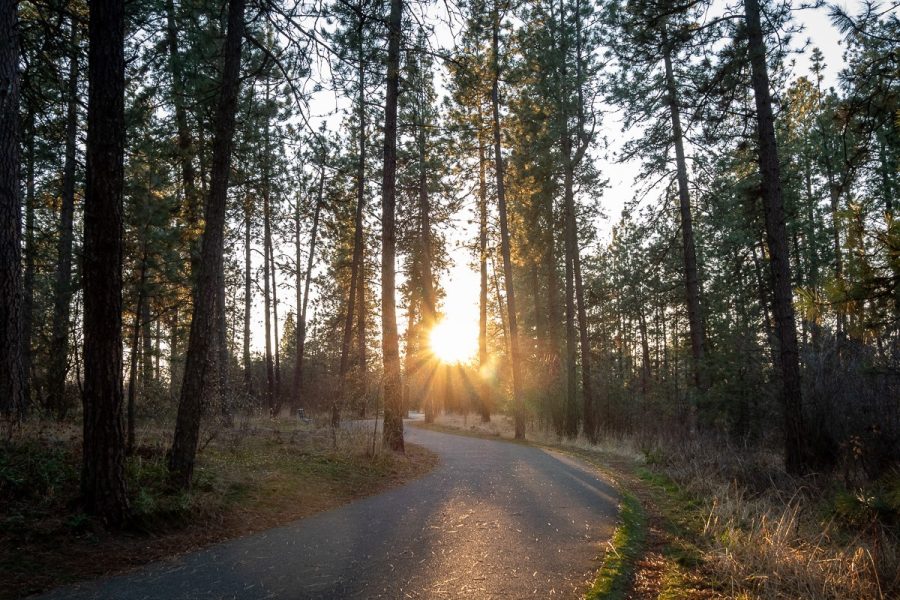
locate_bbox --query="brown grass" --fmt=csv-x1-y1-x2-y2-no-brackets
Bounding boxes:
428,412,899,600
0,416,437,599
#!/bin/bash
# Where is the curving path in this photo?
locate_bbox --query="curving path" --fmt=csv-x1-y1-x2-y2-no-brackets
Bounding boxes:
37,420,619,600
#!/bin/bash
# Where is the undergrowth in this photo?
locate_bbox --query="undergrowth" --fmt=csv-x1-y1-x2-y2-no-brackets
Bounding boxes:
432,412,900,599
0,416,436,599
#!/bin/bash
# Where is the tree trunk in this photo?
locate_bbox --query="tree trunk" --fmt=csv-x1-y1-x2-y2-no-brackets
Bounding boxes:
744,0,805,475
662,36,706,399
0,0,25,417
127,258,147,456
23,110,35,410
477,109,491,423
417,101,437,424
169,306,180,396
168,0,246,489
49,20,80,419
243,198,252,393
296,162,325,406
491,6,526,439
573,250,594,439
544,206,564,433
262,138,275,413
338,79,368,426
638,303,651,397
141,291,153,384
271,239,281,411
403,291,418,415
381,0,405,452
355,16,368,414
82,0,129,523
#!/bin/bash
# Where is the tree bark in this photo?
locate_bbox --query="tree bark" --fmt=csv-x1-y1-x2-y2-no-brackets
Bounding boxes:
127,257,147,456
573,250,594,439
477,106,491,423
262,125,275,412
381,0,405,452
23,110,34,409
243,197,253,393
0,0,25,417
491,6,525,439
354,15,368,413
744,0,805,475
662,36,706,399
82,0,129,523
271,239,281,411
296,162,325,407
417,97,437,424
48,20,80,418
169,0,246,489
338,83,368,426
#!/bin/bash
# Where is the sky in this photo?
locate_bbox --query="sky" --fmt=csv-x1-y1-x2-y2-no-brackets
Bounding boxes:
248,0,868,359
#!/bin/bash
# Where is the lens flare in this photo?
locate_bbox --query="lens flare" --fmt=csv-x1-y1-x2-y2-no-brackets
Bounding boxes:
428,319,477,364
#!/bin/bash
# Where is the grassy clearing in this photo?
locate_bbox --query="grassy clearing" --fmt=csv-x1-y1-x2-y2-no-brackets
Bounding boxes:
426,413,899,599
0,417,437,599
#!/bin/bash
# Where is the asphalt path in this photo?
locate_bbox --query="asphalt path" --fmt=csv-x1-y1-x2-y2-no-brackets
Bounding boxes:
36,421,619,600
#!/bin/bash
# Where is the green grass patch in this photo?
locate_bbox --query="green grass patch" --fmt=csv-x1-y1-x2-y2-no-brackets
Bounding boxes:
585,492,646,599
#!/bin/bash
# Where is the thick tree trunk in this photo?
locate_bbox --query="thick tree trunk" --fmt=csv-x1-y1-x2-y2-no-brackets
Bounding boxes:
381,0,405,452
82,0,128,523
48,21,80,419
744,0,805,475
491,8,525,439
662,38,706,399
169,0,246,489
0,0,25,416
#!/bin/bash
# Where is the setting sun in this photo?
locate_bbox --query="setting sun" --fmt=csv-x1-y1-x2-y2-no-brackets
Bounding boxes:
429,318,478,364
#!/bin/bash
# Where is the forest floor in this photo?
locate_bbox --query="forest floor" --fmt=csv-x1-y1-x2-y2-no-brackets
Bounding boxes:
0,416,438,600
418,414,899,600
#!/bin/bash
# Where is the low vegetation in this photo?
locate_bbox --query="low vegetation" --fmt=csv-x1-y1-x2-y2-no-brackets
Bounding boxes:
0,416,437,599
425,413,900,599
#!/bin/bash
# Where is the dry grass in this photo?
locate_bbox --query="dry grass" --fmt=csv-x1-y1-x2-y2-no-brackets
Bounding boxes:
0,415,437,599
429,412,899,600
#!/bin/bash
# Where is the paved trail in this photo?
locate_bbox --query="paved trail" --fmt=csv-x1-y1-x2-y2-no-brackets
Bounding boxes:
38,423,619,600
